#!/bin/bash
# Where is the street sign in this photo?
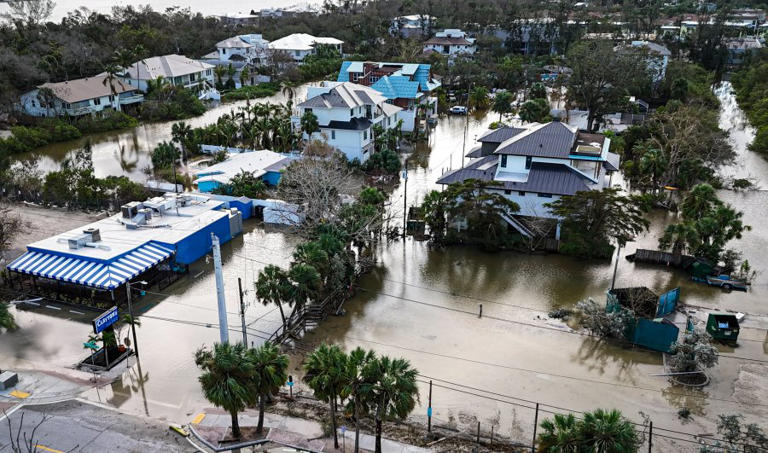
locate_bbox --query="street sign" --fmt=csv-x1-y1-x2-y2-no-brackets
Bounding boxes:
341,426,347,433
92,306,119,334
83,342,99,350
427,407,432,417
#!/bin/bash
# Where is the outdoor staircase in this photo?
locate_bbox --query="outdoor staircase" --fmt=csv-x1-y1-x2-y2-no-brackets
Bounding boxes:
500,213,533,239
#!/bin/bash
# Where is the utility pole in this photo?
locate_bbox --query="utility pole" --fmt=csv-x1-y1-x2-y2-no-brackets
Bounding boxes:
173,159,180,216
125,281,140,357
238,277,247,346
402,164,408,239
611,242,622,290
427,380,433,432
212,233,229,343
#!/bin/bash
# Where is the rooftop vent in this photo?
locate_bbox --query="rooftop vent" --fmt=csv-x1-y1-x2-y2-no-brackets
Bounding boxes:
83,228,101,242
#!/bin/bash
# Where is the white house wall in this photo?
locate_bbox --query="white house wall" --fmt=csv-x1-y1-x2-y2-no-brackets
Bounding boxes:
20,89,125,117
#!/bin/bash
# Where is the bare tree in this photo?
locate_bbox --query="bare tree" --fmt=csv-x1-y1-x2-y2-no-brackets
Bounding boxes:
276,153,361,233
0,205,22,263
3,409,78,453
1,0,56,26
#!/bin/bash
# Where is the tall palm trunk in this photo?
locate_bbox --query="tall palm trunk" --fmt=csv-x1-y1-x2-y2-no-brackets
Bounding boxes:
257,393,266,434
230,410,241,438
330,397,339,448
276,302,287,334
375,418,383,453
354,395,361,453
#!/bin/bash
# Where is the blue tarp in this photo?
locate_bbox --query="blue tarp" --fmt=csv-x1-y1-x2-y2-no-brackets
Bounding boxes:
7,243,174,290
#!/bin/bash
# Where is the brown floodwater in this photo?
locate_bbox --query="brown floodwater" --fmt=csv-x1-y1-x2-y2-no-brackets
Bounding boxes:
2,83,767,450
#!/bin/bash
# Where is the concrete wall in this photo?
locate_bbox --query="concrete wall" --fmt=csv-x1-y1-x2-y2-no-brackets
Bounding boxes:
489,188,561,218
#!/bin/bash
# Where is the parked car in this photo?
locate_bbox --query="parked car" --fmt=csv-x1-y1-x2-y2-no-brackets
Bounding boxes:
450,105,468,115
705,274,749,291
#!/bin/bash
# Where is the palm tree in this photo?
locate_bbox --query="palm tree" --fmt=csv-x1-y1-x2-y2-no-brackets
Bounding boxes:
226,63,237,87
303,344,348,449
361,356,419,453
246,342,289,435
194,342,258,439
579,409,638,452
342,347,377,453
0,302,17,331
287,263,321,323
240,65,251,86
171,121,192,163
102,62,124,98
537,413,581,452
491,91,514,122
214,65,226,88
255,265,292,333
281,81,297,103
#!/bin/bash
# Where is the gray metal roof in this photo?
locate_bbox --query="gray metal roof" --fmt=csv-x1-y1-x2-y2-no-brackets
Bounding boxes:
477,127,525,144
437,157,591,196
297,82,387,109
494,122,577,158
325,117,372,130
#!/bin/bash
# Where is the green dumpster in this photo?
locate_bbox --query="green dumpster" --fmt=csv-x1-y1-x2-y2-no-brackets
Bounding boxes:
706,313,740,343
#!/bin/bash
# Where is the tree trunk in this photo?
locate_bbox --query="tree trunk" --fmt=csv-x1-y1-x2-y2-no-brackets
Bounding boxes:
230,410,241,439
331,398,339,449
277,302,287,334
257,393,266,434
375,418,383,453
354,395,360,453
587,114,595,132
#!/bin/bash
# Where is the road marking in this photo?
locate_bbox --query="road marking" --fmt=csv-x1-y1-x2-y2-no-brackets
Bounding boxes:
9,390,30,399
36,445,65,453
70,310,85,315
45,305,61,311
191,413,206,424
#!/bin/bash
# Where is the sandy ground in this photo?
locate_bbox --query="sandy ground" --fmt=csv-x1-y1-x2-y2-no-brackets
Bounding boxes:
2,203,104,264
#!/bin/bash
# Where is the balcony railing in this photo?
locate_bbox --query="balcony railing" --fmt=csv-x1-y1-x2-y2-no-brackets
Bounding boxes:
119,94,144,104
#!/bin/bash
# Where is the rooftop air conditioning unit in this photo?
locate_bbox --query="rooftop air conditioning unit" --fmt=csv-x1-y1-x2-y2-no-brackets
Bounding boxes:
68,233,90,249
83,228,101,242
121,201,142,219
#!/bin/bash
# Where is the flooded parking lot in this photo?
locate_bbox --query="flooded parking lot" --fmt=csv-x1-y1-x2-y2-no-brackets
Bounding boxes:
2,83,767,449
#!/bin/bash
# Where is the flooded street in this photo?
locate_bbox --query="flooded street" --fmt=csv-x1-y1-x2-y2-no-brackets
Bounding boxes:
2,82,768,449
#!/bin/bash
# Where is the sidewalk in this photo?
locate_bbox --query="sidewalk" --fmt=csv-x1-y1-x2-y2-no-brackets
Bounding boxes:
192,407,432,452
0,370,90,405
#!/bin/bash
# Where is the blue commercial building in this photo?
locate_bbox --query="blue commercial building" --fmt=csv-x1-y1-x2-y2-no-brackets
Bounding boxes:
5,193,245,305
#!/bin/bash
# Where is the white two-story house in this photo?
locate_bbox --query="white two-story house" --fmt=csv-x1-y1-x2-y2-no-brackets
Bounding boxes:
118,54,216,94
268,33,343,63
212,34,271,66
294,81,402,162
437,121,620,239
423,29,477,57
19,75,144,118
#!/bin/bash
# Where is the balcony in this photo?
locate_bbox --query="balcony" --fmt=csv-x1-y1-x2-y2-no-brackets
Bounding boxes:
119,94,144,105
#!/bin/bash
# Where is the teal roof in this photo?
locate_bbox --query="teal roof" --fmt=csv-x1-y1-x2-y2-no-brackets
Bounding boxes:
337,61,440,93
371,75,420,100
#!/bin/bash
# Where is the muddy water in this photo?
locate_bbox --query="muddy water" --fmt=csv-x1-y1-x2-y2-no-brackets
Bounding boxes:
11,86,307,178
2,83,768,448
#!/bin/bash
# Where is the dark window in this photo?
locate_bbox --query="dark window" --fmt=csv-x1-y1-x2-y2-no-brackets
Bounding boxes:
525,156,532,169
331,130,336,140
537,193,552,198
501,155,507,167
504,190,511,195
519,191,526,196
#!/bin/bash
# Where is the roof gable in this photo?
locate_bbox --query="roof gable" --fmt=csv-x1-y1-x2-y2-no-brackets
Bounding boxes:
494,122,577,158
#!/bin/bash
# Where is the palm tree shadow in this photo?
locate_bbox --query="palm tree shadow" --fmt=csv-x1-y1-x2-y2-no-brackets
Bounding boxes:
572,336,660,386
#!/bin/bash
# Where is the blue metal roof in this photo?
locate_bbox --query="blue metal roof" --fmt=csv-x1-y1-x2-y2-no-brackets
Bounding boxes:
7,243,174,290
337,61,440,92
371,76,420,100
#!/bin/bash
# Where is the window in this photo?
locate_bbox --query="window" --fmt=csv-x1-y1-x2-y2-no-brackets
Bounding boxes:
31,100,36,107
519,191,526,196
537,193,552,198
295,50,301,57
363,130,368,140
190,73,196,82
93,98,101,106
350,108,354,116
331,130,336,140
525,156,532,169
370,76,379,83
108,95,115,102
501,155,507,167
305,108,313,114
206,69,212,76
222,48,226,54
504,190,511,195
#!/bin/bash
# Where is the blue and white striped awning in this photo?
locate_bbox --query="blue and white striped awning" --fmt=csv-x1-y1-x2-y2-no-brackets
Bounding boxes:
6,243,174,290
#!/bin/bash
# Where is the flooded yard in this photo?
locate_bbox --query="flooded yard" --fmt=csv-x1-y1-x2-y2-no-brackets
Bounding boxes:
2,82,767,450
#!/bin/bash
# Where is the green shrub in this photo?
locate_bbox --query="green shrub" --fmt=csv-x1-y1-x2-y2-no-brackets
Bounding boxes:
76,110,138,133
222,82,280,101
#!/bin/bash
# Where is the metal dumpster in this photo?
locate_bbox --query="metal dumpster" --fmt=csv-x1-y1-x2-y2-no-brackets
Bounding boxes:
706,313,740,343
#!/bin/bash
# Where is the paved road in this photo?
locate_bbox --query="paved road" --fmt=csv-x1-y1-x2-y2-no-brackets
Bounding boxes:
0,399,197,453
